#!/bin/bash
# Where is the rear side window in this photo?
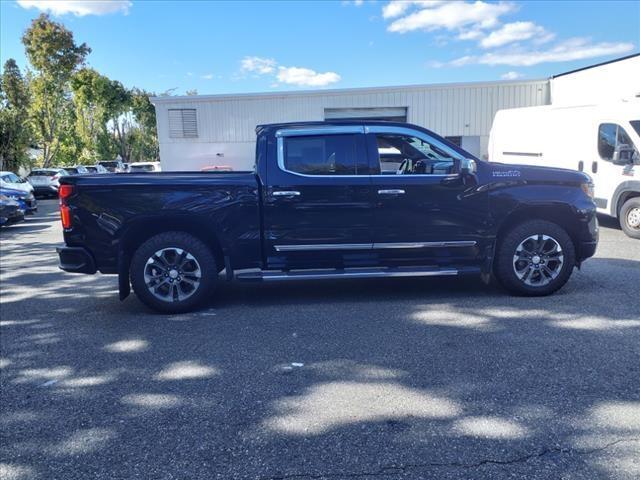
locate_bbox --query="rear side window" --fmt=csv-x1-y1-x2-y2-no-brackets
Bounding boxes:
283,134,363,175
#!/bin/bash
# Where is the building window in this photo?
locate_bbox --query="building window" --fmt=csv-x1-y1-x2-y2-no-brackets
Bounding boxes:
168,109,198,138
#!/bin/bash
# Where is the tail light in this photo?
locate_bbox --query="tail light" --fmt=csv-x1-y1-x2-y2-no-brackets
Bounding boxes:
59,184,74,229
51,174,59,180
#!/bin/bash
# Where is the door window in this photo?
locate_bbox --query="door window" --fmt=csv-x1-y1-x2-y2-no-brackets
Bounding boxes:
374,134,458,175
598,123,639,162
282,134,364,175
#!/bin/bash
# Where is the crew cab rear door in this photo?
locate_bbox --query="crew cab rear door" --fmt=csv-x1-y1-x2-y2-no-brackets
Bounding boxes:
262,126,374,269
365,125,488,269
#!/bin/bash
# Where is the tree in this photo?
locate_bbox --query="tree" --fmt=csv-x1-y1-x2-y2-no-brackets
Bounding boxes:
0,59,31,172
71,68,113,162
130,89,159,162
22,14,90,166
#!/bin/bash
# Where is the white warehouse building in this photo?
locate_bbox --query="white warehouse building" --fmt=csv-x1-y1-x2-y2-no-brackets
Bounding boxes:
150,54,638,172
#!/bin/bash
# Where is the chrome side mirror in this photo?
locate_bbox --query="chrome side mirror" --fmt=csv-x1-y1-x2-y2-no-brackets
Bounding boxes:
460,158,477,176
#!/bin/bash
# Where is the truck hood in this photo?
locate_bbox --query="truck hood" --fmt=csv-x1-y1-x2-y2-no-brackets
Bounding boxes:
487,161,591,184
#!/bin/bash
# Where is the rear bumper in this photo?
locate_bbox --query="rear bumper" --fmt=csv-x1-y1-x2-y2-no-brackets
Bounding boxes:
57,246,97,274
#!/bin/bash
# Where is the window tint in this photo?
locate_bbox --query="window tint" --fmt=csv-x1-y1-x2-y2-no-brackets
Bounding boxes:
631,120,640,136
283,134,362,175
598,123,639,162
374,134,458,175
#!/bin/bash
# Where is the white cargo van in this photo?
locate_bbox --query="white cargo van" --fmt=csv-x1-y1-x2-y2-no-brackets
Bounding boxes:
489,101,640,238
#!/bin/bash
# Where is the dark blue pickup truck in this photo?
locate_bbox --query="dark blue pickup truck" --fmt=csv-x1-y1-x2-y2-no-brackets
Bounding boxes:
57,121,598,313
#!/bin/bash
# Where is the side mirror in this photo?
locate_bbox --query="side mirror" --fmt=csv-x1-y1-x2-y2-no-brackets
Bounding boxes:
460,158,477,176
612,144,635,165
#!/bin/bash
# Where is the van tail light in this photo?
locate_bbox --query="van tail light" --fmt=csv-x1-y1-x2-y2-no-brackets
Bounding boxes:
59,184,74,229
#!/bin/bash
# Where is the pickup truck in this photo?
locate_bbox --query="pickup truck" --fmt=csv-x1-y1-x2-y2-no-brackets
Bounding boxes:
57,121,598,313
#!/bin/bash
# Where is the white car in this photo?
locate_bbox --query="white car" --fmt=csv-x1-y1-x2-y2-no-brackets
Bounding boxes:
0,171,34,195
128,162,161,173
26,168,68,197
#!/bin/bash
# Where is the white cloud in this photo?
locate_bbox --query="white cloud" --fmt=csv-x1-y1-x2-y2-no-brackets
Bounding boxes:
387,1,515,33
457,29,483,41
201,73,214,80
382,1,445,19
240,56,277,75
276,66,341,87
450,38,635,67
480,21,552,49
501,71,523,80
17,0,131,16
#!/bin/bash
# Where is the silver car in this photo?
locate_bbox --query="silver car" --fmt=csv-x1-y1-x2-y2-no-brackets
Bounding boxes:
27,168,68,197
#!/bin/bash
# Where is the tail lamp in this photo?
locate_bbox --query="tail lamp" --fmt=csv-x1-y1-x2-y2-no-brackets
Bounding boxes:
58,184,74,229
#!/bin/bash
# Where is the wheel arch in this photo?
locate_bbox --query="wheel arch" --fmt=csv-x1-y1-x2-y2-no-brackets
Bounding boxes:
495,205,582,257
611,181,640,218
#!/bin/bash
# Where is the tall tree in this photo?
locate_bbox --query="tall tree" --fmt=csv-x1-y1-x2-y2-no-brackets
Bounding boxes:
0,59,31,171
22,14,90,166
130,89,159,162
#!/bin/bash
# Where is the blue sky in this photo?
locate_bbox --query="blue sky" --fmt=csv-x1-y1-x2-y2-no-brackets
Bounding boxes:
1,1,638,95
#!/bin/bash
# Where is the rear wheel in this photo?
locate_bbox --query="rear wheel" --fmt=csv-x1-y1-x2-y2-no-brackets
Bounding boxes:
619,197,640,239
130,232,217,313
494,220,576,296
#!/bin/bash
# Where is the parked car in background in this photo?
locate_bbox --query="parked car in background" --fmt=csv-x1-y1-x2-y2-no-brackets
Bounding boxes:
27,168,68,198
489,100,640,238
57,121,598,313
0,186,37,215
0,194,25,227
64,166,90,176
0,171,34,195
98,160,126,173
128,162,161,173
83,165,108,174
123,163,130,172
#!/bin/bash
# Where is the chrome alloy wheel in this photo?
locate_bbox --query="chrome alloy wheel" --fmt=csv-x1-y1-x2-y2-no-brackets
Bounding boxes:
143,247,202,302
626,207,640,230
512,234,564,287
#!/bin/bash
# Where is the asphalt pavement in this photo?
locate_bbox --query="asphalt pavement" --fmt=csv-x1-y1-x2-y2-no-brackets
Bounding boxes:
1,200,639,479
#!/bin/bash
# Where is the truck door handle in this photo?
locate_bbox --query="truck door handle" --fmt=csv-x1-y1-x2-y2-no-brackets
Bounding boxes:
592,161,598,174
378,189,405,195
272,190,301,197
578,161,584,172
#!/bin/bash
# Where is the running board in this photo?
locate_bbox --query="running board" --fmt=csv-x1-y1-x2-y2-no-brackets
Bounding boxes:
235,266,475,282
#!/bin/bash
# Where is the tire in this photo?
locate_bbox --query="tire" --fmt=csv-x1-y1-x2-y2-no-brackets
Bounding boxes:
494,220,576,296
619,197,640,240
130,231,217,313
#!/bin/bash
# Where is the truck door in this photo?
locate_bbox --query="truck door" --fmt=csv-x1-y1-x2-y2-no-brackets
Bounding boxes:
262,126,374,270
593,122,640,214
365,126,488,269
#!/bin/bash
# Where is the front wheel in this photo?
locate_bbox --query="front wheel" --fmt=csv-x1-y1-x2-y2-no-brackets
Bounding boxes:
619,197,640,239
494,220,576,296
130,232,217,313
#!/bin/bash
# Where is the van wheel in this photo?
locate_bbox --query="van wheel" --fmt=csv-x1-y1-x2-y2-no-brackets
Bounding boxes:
130,232,217,313
494,220,575,296
620,197,640,239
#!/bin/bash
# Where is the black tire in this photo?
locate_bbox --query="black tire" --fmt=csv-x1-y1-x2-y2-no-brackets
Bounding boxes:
130,231,217,313
494,220,576,296
619,197,640,239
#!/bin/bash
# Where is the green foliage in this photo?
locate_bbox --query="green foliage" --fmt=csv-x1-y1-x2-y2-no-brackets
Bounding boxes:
0,59,31,172
23,14,89,166
3,13,160,170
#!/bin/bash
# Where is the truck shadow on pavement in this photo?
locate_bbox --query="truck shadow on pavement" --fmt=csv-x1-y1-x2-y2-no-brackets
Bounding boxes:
1,205,639,480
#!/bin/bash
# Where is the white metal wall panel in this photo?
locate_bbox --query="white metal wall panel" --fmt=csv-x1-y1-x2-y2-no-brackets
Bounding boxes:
152,80,550,169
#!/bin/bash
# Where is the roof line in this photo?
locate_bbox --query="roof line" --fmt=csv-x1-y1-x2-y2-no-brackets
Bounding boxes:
552,53,639,78
149,78,547,104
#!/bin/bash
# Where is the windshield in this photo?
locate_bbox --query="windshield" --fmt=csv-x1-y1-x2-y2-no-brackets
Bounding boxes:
1,173,21,183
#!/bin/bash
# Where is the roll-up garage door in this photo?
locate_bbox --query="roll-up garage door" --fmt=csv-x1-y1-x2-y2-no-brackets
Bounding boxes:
324,107,407,122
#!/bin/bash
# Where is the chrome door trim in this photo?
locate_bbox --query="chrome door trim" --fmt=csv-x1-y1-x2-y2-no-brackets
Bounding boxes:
260,269,459,281
372,241,477,249
378,189,405,195
271,190,301,197
274,243,372,252
274,241,476,252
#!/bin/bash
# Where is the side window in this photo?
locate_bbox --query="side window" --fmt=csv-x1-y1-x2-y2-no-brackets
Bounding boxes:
283,134,363,175
598,123,639,162
598,124,617,161
374,134,458,175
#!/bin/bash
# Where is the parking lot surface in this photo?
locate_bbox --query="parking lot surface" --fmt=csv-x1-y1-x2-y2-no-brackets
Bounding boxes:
1,200,639,480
